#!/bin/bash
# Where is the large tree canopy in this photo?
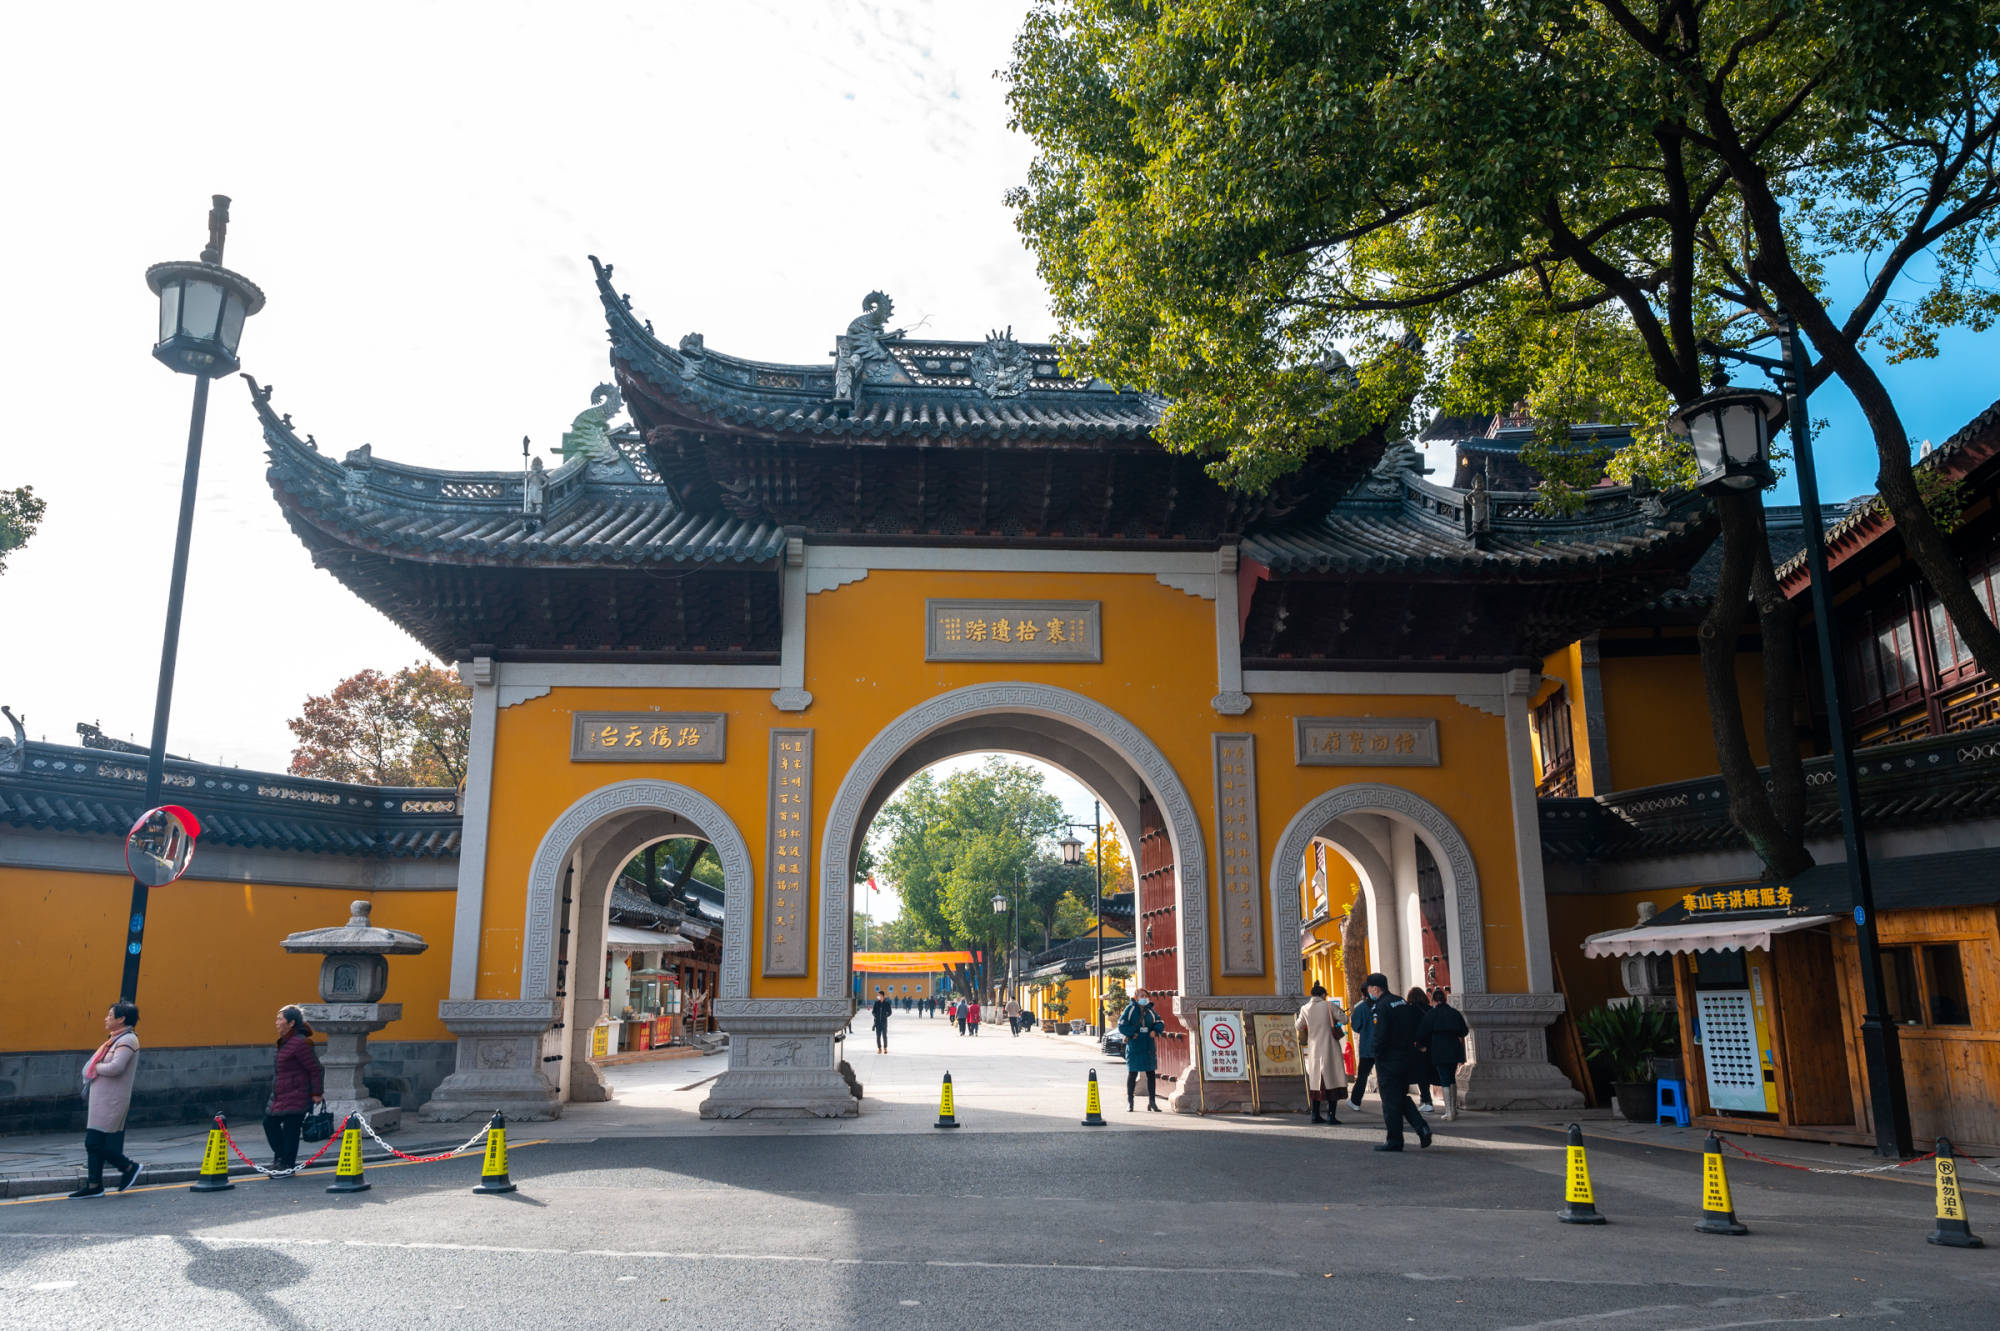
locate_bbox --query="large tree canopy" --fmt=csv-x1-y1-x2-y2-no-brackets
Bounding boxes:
287,662,471,788
873,760,1070,979
1008,0,2000,876
0,486,45,576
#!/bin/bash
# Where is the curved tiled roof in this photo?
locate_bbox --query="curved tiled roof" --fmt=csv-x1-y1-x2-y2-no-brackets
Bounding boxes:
594,258,1162,444
0,740,461,859
1243,474,1713,578
254,382,785,569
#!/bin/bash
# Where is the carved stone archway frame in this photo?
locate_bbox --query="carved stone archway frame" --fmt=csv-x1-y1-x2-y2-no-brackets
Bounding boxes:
420,779,755,1122
1260,783,1581,1111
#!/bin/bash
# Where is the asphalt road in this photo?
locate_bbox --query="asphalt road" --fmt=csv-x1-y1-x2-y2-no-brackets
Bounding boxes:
4,1017,1994,1329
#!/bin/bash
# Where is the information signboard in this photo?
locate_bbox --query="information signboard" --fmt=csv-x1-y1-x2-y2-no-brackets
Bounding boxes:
1198,1010,1249,1083
1250,1013,1304,1078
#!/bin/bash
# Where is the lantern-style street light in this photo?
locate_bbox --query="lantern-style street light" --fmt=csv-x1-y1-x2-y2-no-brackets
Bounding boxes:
1684,317,1913,1159
1059,832,1084,866
119,197,264,1002
1668,379,1783,493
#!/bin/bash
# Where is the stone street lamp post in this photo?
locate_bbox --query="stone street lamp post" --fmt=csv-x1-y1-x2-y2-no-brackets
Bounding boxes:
281,900,428,1132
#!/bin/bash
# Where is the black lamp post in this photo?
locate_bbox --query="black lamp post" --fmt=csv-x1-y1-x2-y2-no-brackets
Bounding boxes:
121,197,264,1001
990,886,1020,1006
1059,803,1105,1035
1681,318,1914,1158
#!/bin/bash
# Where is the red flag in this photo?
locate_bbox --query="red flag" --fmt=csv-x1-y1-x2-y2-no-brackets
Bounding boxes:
866,875,880,894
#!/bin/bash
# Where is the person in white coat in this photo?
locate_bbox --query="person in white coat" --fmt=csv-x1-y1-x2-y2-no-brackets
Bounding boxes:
1295,982,1347,1125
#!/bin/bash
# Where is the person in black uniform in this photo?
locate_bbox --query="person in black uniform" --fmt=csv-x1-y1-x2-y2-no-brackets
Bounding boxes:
1363,973,1432,1152
871,988,893,1053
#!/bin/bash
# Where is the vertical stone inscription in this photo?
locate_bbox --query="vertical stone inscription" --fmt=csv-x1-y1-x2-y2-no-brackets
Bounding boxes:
1214,733,1263,976
764,729,813,976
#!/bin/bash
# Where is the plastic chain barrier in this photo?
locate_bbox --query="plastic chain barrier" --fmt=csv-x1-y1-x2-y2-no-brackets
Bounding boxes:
1718,1133,1937,1176
214,1111,492,1178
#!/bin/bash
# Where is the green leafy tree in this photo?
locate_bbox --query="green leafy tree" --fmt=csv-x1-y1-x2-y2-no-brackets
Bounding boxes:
1050,890,1093,940
1007,0,2000,877
0,486,45,575
1025,854,1095,947
875,759,1068,994
287,662,471,787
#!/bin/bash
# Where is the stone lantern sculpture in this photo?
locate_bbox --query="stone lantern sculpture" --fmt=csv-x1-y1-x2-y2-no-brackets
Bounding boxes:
281,900,428,1131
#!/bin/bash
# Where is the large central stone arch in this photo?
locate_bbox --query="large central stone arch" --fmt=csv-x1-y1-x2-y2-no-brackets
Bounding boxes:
1265,782,1487,996
820,682,1212,1001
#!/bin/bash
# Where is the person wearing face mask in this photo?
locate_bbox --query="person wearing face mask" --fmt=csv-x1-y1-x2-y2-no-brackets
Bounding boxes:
1117,988,1167,1111
1363,973,1431,1152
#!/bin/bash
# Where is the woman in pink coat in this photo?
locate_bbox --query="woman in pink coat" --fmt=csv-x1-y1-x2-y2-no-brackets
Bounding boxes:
70,1000,142,1198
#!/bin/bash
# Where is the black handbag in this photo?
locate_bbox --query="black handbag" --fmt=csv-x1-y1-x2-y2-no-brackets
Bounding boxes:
300,1104,334,1143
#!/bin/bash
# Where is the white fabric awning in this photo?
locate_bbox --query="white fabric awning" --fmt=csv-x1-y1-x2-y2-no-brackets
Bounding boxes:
607,924,693,953
1582,914,1836,959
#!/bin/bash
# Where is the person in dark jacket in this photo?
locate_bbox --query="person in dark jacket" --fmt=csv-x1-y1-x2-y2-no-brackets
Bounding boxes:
1345,990,1377,1111
265,1005,325,1173
1419,988,1470,1121
1117,989,1167,1111
1406,987,1437,1111
871,989,893,1053
1363,974,1432,1151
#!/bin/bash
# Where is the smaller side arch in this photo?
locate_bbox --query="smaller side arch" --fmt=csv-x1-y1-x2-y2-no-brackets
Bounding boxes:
520,778,755,1001
1266,783,1487,996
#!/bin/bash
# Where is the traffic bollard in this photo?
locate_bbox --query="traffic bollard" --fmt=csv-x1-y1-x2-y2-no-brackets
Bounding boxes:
472,1111,517,1195
934,1071,960,1128
189,1117,234,1193
325,1116,371,1194
1081,1069,1107,1127
1557,1122,1606,1224
1695,1131,1747,1235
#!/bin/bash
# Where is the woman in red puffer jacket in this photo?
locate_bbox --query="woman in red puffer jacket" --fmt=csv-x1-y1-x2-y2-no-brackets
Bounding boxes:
265,1005,324,1173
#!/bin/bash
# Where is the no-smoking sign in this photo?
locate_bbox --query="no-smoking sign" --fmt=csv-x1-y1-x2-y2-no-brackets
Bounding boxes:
1199,1010,1248,1082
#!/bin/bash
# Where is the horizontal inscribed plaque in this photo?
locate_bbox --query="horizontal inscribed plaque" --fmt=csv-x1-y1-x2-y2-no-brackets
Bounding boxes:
925,599,1101,663
764,729,812,976
571,713,726,762
1294,717,1439,767
1214,733,1264,976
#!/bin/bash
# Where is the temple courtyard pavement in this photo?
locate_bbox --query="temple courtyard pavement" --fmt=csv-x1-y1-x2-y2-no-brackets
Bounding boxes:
3,1011,1996,1328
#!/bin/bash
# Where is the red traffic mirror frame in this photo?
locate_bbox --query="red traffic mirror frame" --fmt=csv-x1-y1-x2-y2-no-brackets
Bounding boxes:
124,804,203,888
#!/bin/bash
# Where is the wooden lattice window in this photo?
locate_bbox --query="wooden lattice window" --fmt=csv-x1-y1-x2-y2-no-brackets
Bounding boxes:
1533,688,1576,797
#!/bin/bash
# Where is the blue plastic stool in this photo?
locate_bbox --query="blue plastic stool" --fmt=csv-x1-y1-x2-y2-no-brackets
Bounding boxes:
1655,1077,1690,1126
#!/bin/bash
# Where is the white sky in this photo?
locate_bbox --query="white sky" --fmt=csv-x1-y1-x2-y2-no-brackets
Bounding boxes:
1,0,1049,772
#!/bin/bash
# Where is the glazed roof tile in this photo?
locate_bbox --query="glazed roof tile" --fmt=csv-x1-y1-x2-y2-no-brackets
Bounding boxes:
253,383,785,569
1243,474,1712,578
0,738,461,859
594,258,1161,444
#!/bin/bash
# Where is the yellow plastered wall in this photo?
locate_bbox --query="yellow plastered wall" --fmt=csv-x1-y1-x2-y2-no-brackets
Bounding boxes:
1597,650,1769,792
475,568,1538,1004
0,865,456,1052
1535,643,1597,796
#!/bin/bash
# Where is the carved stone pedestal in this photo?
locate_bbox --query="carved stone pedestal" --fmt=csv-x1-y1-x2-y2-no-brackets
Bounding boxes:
417,999,563,1122
699,999,857,1118
1455,992,1584,1110
567,996,612,1104
300,1002,403,1132
1166,995,1310,1114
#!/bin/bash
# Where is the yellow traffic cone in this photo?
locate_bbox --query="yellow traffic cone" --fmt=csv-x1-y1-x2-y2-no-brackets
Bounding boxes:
1928,1137,1983,1249
325,1116,370,1194
472,1111,517,1195
934,1071,960,1129
189,1117,234,1192
1695,1131,1746,1234
1557,1122,1605,1224
1081,1069,1107,1127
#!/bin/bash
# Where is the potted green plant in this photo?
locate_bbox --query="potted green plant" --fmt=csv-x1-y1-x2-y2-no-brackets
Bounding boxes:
1576,1003,1679,1123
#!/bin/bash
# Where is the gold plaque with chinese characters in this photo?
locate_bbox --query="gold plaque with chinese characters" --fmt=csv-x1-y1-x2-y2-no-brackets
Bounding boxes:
1293,717,1439,767
764,729,813,976
1214,733,1264,976
925,599,1101,663
570,713,726,762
